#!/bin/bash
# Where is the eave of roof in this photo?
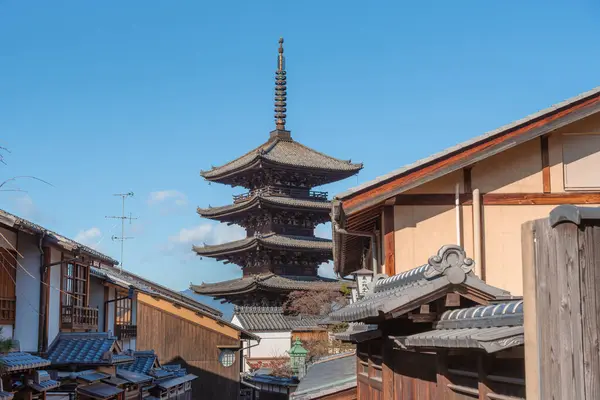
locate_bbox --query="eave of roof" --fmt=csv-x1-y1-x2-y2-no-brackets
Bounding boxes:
233,306,325,331
200,136,362,181
191,273,348,297
0,209,118,265
197,195,331,219
335,85,600,214
192,233,332,257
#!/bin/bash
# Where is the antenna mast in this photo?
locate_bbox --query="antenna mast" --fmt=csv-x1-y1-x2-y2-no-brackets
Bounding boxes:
106,192,137,272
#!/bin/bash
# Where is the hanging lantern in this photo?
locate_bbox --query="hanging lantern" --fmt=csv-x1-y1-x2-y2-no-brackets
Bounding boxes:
352,268,375,299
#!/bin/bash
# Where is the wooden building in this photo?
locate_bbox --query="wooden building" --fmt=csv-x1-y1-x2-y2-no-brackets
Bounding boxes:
191,37,360,370
332,85,600,296
329,245,525,399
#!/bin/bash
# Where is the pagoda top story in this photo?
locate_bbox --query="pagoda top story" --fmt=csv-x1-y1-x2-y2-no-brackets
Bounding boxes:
192,38,361,305
200,38,363,190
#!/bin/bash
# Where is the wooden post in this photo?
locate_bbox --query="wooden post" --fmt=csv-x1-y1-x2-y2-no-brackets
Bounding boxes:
383,206,395,276
522,220,540,400
436,351,449,400
478,354,491,400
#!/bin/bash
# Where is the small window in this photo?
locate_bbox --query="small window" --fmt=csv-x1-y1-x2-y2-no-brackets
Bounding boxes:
219,349,236,367
563,134,600,190
371,365,383,381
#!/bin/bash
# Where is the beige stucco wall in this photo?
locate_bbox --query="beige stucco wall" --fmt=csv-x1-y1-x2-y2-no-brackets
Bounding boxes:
390,112,600,295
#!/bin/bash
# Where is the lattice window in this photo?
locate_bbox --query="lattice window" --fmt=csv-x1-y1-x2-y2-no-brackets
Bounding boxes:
62,261,89,307
0,249,16,324
116,291,132,325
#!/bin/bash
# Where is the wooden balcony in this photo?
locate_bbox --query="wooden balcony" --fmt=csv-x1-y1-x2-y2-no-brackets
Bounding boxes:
233,186,328,203
115,323,137,340
0,297,16,325
61,305,99,331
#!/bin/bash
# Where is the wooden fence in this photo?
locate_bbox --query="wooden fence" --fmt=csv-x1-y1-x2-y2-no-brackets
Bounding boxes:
522,205,600,400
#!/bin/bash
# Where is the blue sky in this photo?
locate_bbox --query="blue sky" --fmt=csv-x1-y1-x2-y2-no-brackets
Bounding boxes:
1,1,599,291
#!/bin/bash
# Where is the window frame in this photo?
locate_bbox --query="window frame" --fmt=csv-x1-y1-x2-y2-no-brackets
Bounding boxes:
61,259,90,308
115,289,133,326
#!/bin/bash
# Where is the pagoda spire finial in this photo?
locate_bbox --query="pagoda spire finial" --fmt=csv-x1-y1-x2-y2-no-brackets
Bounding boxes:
274,37,287,131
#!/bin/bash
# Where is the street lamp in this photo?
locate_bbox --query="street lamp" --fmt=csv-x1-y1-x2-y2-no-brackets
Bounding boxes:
288,338,308,378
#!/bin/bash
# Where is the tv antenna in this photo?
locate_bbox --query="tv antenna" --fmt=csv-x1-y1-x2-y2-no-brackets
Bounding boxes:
105,192,137,272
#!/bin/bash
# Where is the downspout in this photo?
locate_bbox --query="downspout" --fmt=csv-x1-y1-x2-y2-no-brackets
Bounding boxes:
334,226,379,274
455,183,462,247
472,188,483,279
37,232,47,353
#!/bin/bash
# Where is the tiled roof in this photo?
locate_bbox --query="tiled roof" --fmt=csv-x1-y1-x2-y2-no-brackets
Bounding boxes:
118,350,158,374
101,375,129,386
46,332,133,366
334,323,381,343
395,301,524,353
156,374,197,390
193,233,332,257
328,245,510,322
0,352,50,372
0,391,13,400
78,371,111,383
0,209,118,265
27,378,60,392
192,273,349,296
116,369,153,384
197,194,331,219
292,352,356,400
201,136,362,181
77,382,124,399
234,306,324,331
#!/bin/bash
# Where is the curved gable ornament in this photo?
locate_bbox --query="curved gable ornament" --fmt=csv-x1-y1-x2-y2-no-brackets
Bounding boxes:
424,245,475,284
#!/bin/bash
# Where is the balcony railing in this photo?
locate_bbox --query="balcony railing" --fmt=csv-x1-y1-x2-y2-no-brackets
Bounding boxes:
0,297,16,325
115,323,137,340
233,186,328,204
61,305,99,331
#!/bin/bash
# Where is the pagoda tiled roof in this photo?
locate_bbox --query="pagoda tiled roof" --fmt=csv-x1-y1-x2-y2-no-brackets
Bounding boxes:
200,136,362,181
197,195,331,219
193,233,332,257
233,306,325,331
191,273,349,296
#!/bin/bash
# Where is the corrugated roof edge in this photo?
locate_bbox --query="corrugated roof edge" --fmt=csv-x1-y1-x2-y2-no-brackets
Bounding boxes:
335,85,600,200
0,208,119,265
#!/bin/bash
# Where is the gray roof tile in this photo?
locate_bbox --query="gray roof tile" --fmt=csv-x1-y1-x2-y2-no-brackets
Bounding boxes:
78,371,111,383
396,301,524,353
201,137,362,181
116,369,154,384
77,382,124,399
46,332,133,366
292,352,356,400
193,233,332,257
328,245,510,322
118,350,158,374
27,378,60,392
198,194,331,218
156,374,197,389
234,306,324,331
192,273,348,296
0,352,50,372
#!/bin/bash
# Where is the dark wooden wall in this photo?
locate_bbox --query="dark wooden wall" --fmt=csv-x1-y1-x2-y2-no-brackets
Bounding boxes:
136,302,241,400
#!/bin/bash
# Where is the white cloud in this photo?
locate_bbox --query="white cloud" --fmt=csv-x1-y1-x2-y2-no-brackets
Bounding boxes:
148,190,188,207
74,227,102,247
165,223,245,252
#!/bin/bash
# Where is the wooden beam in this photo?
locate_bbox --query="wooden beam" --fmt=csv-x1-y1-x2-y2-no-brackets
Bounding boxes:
464,167,472,193
391,192,600,206
541,136,551,193
383,206,395,276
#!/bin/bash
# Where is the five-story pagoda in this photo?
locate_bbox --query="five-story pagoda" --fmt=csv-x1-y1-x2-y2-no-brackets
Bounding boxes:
191,38,362,308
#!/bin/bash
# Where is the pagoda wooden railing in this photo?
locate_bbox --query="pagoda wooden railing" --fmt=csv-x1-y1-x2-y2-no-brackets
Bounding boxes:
0,297,16,325
61,305,99,331
233,186,328,203
115,323,137,340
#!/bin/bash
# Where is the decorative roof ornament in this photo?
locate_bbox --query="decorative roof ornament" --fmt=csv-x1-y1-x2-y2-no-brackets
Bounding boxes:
274,37,287,131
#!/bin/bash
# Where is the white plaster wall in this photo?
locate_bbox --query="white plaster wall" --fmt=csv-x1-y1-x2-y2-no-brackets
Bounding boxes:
89,276,106,331
13,232,41,352
47,250,62,347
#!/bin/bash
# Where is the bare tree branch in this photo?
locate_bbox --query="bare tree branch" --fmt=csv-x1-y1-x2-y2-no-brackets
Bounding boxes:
0,175,53,190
